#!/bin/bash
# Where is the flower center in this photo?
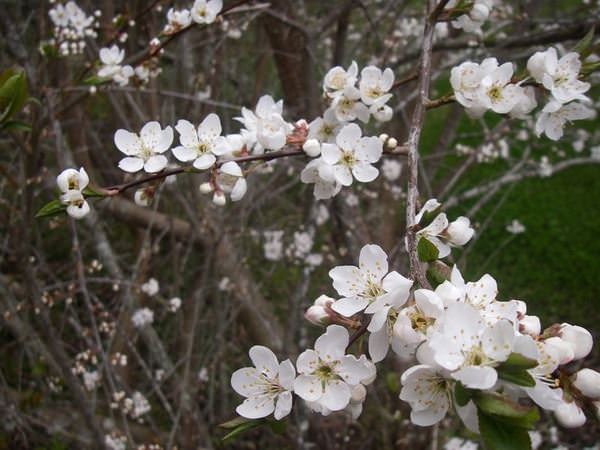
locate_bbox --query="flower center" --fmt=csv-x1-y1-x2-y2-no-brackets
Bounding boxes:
463,346,491,366
409,309,435,333
362,278,384,300
487,86,503,102
340,150,357,167
314,361,339,386
197,141,210,155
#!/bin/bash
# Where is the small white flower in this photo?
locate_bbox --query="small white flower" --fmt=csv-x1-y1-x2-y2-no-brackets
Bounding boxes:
381,159,402,181
293,325,374,412
141,278,159,296
165,8,192,33
358,66,394,106
57,167,89,193
131,307,154,328
320,123,382,186
190,0,222,24
98,45,125,79
506,219,525,234
329,244,412,317
535,100,595,141
168,297,182,312
173,114,229,169
235,95,292,152
214,161,247,202
60,189,90,219
231,345,295,420
477,62,523,114
400,364,452,426
300,157,343,200
323,61,358,97
330,86,370,123
114,121,174,173
308,108,342,143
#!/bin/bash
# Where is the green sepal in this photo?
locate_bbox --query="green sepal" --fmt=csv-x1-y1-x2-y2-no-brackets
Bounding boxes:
478,409,533,450
572,27,595,59
454,381,473,407
417,237,439,262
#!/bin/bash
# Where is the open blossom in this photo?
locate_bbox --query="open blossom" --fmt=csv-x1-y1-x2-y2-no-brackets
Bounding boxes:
400,364,452,426
213,161,247,203
329,244,412,317
293,325,374,412
98,46,125,78
527,47,590,104
141,278,159,296
131,308,154,328
450,0,494,33
330,86,370,123
300,157,342,200
359,66,394,106
323,61,358,97
57,167,90,219
535,100,595,141
190,0,222,24
114,122,173,173
319,123,383,186
415,202,474,258
236,95,292,153
308,108,342,143
231,346,295,420
164,8,192,33
477,62,524,114
173,114,229,169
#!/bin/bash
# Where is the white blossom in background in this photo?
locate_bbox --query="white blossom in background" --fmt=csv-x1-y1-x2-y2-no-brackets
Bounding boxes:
168,297,182,312
48,1,97,56
97,45,134,86
527,48,590,104
320,123,383,186
231,346,295,420
506,219,526,234
236,95,293,153
446,0,494,33
535,100,596,141
131,391,151,419
141,278,159,296
190,0,222,24
315,204,330,225
114,122,174,173
359,66,394,106
444,437,479,450
212,161,247,203
56,167,90,219
293,325,374,412
381,159,402,181
164,8,192,34
173,114,229,169
104,434,126,450
263,230,284,261
83,370,101,391
131,308,154,328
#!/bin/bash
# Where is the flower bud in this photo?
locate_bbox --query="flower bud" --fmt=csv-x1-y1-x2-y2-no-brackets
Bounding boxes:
212,191,226,206
446,216,474,246
134,188,152,207
572,369,600,399
199,182,213,194
560,324,593,360
520,315,541,336
304,305,329,326
302,139,321,157
386,137,398,149
314,294,335,308
378,133,389,143
554,401,586,428
470,4,490,21
544,337,574,365
350,384,367,403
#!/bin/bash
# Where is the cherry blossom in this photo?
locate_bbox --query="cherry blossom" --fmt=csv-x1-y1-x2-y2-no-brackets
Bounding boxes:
323,61,358,98
172,114,229,169
231,346,295,420
114,122,174,173
400,364,452,426
358,66,394,106
535,100,596,141
190,0,222,25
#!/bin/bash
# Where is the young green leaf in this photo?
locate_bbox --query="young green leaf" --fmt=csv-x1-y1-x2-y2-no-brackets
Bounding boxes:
35,199,66,219
499,353,538,371
474,392,535,420
478,410,532,450
454,381,473,407
572,27,595,58
497,369,536,388
417,237,439,262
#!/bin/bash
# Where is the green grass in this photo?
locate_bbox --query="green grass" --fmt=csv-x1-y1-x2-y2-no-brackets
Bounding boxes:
460,164,600,333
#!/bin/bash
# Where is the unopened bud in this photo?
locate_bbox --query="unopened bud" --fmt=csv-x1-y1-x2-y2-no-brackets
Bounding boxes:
199,182,213,194
446,216,474,246
544,337,574,365
134,188,152,207
560,324,593,361
212,191,226,206
520,315,541,336
350,384,367,403
470,4,490,22
314,294,335,308
302,139,321,157
572,369,600,399
378,133,389,143
304,305,329,326
386,137,398,149
554,401,586,428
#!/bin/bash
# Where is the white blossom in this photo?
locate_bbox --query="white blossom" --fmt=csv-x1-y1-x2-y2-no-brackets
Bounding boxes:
235,95,292,152
131,308,154,328
114,122,174,173
190,0,222,24
173,115,229,169
400,364,452,426
506,219,526,234
231,345,295,420
141,278,159,296
535,100,595,141
323,61,358,98
358,66,394,106
213,161,247,202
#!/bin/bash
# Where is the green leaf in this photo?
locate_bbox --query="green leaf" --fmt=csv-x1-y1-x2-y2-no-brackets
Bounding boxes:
1,120,31,132
35,199,66,219
474,392,536,421
581,60,600,76
0,70,28,124
418,205,443,227
219,416,252,429
572,27,595,58
82,186,106,198
499,353,538,371
426,261,450,287
497,370,536,388
386,372,400,394
221,419,264,443
454,381,472,407
82,75,109,86
478,410,532,450
417,237,439,262
268,419,286,435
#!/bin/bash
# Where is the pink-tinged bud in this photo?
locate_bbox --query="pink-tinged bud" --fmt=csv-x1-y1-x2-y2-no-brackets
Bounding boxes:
572,369,600,399
350,384,367,403
560,324,593,360
544,337,574,365
520,315,541,336
554,401,586,428
304,305,329,326
199,182,213,194
302,139,321,157
314,294,334,308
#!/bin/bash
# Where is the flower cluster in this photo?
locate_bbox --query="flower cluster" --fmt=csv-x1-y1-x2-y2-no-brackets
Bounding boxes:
56,167,90,219
230,242,598,441
451,47,595,140
162,0,222,34
48,1,98,56
97,45,160,87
